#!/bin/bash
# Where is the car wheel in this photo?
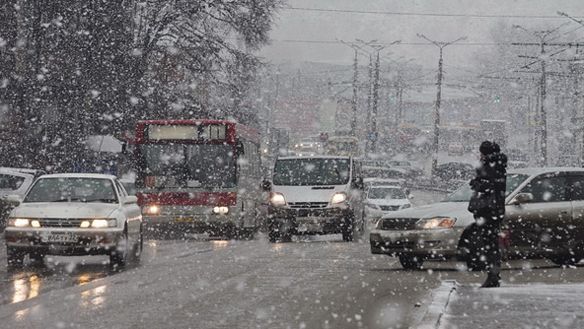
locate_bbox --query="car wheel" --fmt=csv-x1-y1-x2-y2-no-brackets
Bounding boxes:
399,254,424,270
7,247,25,267
550,255,581,266
341,215,354,242
110,230,129,268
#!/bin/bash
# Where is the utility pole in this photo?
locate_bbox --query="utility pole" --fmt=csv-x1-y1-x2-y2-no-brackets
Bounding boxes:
416,34,466,175
365,54,373,152
357,39,400,155
371,47,384,153
512,24,571,166
341,39,378,139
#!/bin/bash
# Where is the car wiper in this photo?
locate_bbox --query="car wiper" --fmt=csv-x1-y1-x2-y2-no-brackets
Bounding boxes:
86,198,117,203
52,198,84,202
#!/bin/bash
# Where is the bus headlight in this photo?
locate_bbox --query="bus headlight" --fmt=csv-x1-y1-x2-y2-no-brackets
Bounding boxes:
213,206,229,215
8,218,30,227
270,193,286,207
143,205,161,215
331,192,347,204
417,217,456,229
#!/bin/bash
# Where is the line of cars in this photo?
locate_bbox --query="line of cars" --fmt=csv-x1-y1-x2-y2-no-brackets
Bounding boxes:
371,167,584,270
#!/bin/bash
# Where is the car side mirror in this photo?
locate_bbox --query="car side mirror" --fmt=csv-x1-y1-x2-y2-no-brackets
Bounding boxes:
124,195,138,204
408,194,415,200
261,180,272,192
3,194,22,204
510,192,533,205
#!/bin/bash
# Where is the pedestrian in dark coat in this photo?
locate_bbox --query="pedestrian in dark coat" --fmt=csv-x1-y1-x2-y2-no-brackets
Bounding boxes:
468,141,507,288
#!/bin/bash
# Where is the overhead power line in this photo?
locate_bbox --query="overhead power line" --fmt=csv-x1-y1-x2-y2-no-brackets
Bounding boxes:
272,39,512,46
285,6,584,20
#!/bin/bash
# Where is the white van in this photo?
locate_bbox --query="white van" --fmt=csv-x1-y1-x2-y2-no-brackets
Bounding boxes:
265,156,365,242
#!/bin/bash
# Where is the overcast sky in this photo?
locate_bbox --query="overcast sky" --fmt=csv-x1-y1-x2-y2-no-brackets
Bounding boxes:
259,0,584,70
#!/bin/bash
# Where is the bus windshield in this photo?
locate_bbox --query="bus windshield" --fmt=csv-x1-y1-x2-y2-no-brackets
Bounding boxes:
140,144,236,188
273,158,350,186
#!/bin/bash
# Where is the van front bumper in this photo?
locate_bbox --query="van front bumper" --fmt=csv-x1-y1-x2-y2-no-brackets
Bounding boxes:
369,228,463,259
268,206,351,234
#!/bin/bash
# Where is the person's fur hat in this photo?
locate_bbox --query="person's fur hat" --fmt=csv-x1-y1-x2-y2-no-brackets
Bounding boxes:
480,141,500,156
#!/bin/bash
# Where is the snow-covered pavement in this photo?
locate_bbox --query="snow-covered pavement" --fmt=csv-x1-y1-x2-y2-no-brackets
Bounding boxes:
441,281,584,328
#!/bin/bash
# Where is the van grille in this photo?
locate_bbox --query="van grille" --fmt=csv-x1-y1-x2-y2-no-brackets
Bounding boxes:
288,202,328,209
378,218,419,231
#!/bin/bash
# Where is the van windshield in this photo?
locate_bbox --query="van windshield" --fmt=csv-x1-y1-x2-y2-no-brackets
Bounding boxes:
273,158,350,186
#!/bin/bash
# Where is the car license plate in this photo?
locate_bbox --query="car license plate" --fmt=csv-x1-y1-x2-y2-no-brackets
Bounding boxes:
42,232,78,243
175,217,194,223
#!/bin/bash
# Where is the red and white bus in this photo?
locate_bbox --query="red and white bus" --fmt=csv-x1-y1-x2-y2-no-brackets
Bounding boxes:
132,119,263,238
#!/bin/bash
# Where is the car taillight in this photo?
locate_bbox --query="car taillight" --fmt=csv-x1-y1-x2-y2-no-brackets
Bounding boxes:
145,176,156,188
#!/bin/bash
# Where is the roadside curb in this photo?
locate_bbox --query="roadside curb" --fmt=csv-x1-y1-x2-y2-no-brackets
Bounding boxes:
417,280,458,329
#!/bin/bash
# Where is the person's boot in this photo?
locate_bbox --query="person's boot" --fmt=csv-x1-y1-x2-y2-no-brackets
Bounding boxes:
481,273,500,288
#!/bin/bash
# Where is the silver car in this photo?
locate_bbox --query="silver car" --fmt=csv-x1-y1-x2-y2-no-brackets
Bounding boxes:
370,167,584,270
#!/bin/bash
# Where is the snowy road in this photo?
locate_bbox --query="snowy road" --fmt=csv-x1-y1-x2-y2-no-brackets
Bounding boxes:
2,190,584,328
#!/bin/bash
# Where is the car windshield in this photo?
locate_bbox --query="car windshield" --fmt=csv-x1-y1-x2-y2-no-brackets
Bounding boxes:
24,178,118,203
368,187,406,199
141,144,236,188
273,158,350,186
443,174,529,202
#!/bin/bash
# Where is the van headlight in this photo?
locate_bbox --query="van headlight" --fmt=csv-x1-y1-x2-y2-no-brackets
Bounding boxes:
213,206,229,215
270,193,286,207
8,218,30,227
400,204,411,210
417,217,456,229
331,192,347,204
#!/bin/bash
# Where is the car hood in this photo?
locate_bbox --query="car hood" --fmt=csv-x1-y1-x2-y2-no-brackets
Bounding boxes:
272,185,348,203
367,198,410,206
381,201,474,226
11,202,120,219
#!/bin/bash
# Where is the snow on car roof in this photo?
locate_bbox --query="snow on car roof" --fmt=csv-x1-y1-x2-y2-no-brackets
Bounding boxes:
277,155,351,160
369,185,402,189
39,173,118,180
508,167,584,176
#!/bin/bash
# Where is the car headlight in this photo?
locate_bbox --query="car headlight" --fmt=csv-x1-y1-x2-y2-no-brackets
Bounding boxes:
417,217,456,229
143,205,161,215
213,206,229,215
400,204,411,210
80,219,117,228
8,218,30,227
331,192,347,204
270,192,286,207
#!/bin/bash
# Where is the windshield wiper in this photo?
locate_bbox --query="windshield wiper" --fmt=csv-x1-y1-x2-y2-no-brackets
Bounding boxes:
86,198,117,203
52,198,84,202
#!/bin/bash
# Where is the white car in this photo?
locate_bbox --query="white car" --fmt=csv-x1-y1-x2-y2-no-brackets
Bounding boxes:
4,173,143,267
365,185,411,220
